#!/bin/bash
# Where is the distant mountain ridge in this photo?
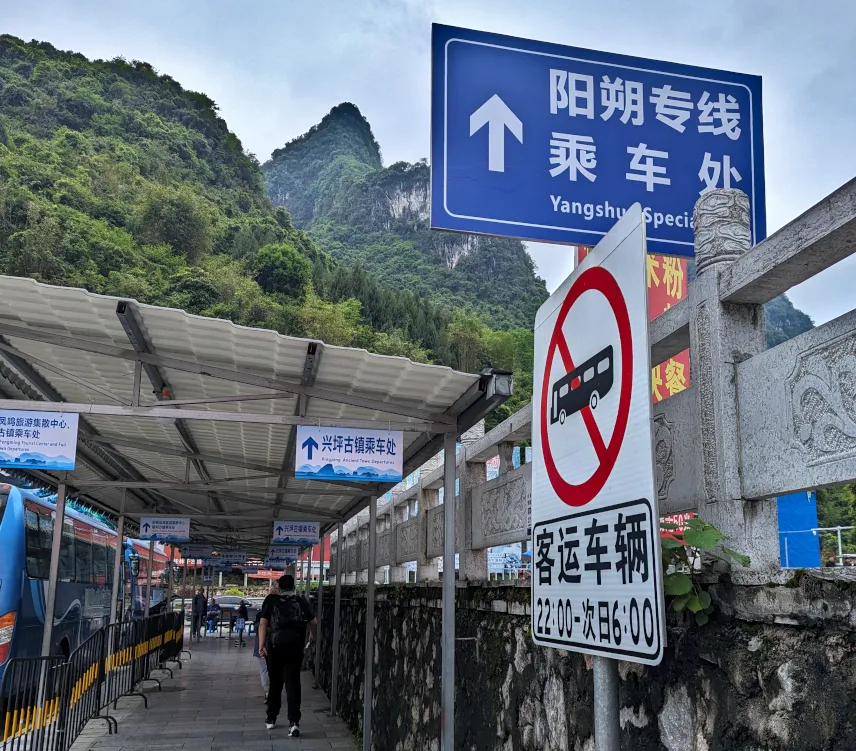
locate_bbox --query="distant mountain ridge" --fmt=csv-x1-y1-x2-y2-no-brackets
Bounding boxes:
263,103,550,330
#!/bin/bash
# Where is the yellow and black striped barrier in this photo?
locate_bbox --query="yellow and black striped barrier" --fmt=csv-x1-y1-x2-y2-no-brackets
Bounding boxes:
1,610,186,751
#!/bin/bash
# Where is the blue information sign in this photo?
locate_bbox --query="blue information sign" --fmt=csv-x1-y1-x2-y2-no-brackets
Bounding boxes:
431,24,765,256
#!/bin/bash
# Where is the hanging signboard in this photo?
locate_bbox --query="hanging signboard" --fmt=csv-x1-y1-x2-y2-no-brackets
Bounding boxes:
0,410,79,471
530,204,665,665
180,543,213,559
268,545,299,561
139,516,190,542
219,551,247,567
202,557,227,570
295,426,403,483
272,521,320,545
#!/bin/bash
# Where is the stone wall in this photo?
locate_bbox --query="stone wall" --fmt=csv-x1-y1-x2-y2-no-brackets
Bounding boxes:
310,574,856,750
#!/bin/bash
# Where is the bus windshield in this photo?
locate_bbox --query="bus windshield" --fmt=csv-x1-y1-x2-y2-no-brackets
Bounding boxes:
0,489,8,525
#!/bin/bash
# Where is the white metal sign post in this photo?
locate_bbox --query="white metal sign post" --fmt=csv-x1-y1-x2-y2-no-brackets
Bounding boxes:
531,205,665,749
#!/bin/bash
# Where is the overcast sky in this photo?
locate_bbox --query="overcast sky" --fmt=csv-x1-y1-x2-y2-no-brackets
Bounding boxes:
5,0,856,325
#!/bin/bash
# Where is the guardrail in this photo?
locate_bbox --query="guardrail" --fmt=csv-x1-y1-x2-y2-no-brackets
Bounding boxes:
1,610,185,751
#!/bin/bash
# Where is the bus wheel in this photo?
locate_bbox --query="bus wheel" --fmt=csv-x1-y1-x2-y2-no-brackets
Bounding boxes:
590,392,599,410
559,410,566,424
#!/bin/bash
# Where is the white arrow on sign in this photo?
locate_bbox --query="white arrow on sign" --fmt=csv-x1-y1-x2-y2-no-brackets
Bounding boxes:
469,94,523,173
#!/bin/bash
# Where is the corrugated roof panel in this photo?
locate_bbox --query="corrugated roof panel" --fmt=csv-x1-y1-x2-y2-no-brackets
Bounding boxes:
0,275,485,551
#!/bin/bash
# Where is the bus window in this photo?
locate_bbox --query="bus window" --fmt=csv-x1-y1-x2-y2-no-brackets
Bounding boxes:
93,540,108,585
106,538,117,586
584,367,595,382
571,376,581,390
597,357,610,374
75,538,94,584
60,519,75,581
559,384,569,398
0,489,7,525
25,509,48,578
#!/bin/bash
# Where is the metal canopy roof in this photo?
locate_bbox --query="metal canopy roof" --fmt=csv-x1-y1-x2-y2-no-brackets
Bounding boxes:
0,275,511,553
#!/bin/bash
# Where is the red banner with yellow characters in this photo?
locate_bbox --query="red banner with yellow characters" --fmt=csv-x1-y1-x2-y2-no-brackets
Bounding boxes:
573,247,690,403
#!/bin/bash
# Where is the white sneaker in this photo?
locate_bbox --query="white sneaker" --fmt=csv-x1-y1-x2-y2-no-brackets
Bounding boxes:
265,722,275,730
288,724,300,737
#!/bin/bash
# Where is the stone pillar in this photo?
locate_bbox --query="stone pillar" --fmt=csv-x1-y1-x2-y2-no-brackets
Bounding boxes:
690,188,780,580
458,459,488,580
498,441,515,475
389,502,408,583
417,487,439,581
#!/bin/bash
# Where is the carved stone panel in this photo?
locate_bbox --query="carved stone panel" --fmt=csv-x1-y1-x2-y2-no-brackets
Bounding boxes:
360,539,369,570
395,517,421,563
347,543,358,573
377,531,393,566
472,463,531,550
737,310,856,499
786,332,856,466
653,413,675,504
426,506,445,559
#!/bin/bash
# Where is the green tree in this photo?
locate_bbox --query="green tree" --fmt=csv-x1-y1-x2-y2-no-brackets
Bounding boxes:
252,242,311,299
134,184,213,262
447,311,486,373
300,289,366,346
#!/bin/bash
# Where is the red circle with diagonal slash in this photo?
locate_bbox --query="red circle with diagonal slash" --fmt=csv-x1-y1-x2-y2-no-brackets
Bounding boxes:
540,265,633,506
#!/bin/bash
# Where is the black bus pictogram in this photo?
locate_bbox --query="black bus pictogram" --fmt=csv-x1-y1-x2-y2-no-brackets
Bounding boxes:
550,345,614,425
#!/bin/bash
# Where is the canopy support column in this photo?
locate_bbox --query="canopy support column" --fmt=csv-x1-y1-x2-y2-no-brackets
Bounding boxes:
144,544,153,618
441,432,456,751
109,490,126,625
167,546,175,604
313,533,325,688
41,474,67,657
330,522,344,717
362,497,378,751
308,544,314,594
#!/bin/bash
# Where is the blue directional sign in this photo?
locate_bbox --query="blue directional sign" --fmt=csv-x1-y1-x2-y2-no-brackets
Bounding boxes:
430,24,766,257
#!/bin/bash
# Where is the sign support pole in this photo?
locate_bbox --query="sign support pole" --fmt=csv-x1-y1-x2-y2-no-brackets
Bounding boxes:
41,473,67,657
593,656,620,750
109,489,126,625
362,498,378,751
144,544,153,618
441,431,456,751
330,522,344,717
313,533,325,689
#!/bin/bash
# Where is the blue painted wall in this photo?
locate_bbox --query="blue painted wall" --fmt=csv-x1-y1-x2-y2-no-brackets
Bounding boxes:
777,491,821,568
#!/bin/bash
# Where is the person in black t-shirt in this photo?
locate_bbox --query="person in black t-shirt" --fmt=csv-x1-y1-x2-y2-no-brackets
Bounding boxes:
258,574,316,736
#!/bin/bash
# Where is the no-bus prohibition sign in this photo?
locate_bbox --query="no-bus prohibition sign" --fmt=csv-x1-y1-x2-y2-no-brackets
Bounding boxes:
531,204,666,665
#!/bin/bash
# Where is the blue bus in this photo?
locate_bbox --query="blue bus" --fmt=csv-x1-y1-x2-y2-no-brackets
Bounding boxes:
0,483,169,686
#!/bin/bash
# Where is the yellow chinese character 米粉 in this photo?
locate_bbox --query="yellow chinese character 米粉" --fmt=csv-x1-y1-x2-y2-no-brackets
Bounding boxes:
662,257,684,300
651,364,663,402
665,358,687,395
647,255,661,289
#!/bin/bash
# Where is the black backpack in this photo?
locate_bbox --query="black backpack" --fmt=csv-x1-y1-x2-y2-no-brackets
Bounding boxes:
268,595,305,649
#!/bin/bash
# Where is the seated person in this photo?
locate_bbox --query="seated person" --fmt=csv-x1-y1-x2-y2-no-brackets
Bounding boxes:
206,599,220,633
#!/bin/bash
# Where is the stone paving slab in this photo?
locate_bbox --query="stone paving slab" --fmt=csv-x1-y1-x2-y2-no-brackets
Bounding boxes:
70,630,356,751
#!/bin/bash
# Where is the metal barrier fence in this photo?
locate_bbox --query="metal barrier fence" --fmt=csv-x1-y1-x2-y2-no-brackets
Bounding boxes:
1,610,186,751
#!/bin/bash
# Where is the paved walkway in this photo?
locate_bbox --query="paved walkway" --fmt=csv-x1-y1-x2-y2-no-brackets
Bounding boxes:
71,629,356,751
